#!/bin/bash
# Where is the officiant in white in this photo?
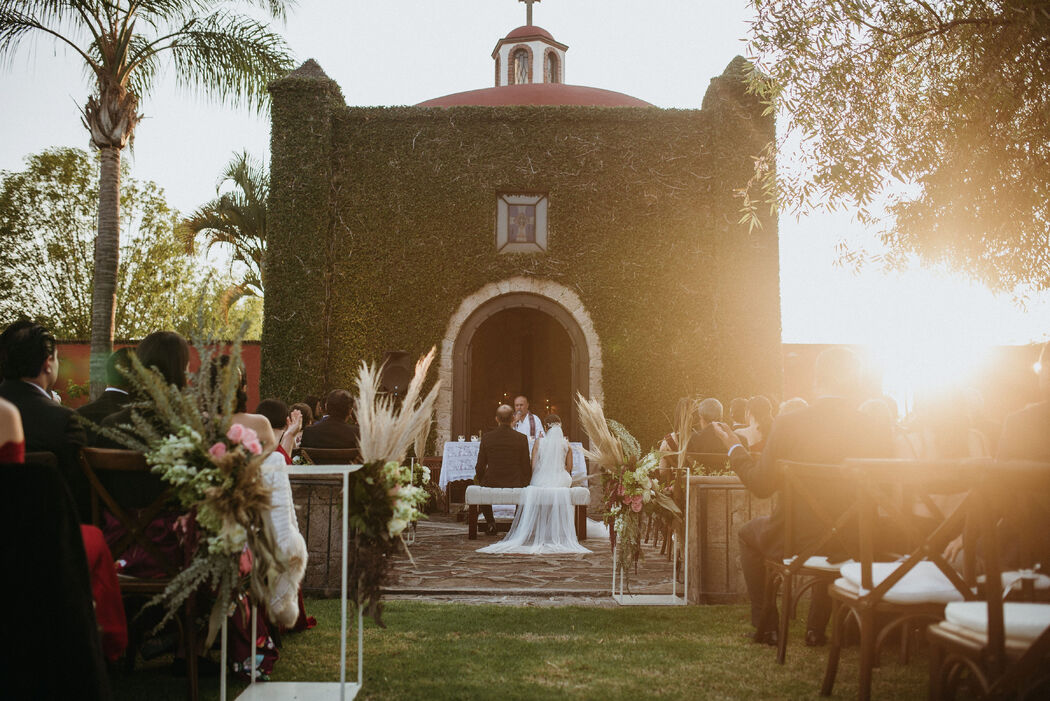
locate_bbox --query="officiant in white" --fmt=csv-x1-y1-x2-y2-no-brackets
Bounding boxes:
513,395,545,440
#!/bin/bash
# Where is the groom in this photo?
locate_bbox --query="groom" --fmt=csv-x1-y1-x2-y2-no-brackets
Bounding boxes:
474,404,532,535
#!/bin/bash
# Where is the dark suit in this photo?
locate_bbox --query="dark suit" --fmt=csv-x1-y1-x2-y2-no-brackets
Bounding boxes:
729,396,892,631
474,424,531,528
995,400,1050,567
0,379,88,520
76,389,131,443
300,416,360,450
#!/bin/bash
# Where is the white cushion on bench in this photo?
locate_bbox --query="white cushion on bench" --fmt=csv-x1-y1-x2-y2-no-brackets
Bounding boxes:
465,485,589,506
837,561,967,604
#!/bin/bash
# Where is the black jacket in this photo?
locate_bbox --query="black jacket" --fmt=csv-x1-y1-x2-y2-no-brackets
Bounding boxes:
76,389,131,443
0,379,88,518
475,424,531,488
300,416,360,450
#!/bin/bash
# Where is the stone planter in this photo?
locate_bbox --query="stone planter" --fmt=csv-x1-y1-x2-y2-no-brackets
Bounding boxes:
685,475,772,604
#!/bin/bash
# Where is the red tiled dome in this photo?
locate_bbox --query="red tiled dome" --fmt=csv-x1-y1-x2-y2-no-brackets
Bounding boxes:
505,25,554,41
417,83,652,108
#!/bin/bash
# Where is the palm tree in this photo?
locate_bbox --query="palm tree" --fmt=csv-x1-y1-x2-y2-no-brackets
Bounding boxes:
0,1,294,396
181,150,267,308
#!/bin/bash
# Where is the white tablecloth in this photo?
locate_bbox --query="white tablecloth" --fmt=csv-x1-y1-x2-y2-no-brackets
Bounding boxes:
438,439,587,490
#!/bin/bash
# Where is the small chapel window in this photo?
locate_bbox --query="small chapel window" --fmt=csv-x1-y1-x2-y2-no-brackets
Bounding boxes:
544,53,559,83
496,192,548,253
513,48,529,85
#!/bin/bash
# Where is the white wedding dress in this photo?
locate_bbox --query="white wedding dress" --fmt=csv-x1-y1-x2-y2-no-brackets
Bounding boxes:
478,425,592,555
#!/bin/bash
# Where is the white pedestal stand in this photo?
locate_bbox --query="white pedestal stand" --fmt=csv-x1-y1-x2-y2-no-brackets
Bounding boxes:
612,468,690,606
221,464,364,700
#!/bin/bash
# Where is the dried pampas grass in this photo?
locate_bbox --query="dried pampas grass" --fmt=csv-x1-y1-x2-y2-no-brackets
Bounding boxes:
575,392,624,470
356,347,440,465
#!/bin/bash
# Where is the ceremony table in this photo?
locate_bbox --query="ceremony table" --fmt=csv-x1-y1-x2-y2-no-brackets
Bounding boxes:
438,439,588,490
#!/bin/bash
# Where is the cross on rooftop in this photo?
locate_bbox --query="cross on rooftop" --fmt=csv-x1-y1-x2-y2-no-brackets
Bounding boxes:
519,0,540,26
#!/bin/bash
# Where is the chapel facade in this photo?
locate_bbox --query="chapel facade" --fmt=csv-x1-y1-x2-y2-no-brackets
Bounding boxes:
263,15,782,447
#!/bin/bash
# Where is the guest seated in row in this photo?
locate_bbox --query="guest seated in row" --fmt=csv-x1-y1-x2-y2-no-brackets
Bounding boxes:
658,397,696,478
729,396,748,430
736,395,774,452
713,346,893,647
0,320,88,516
687,397,746,454
256,397,304,459
0,394,24,462
900,388,991,460
301,394,323,426
300,389,359,450
290,401,314,430
76,347,134,441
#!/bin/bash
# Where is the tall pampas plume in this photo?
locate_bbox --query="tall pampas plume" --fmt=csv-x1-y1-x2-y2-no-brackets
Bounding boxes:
356,348,440,464
575,392,624,470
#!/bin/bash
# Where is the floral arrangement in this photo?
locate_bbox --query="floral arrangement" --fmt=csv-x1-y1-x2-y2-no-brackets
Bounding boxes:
96,335,289,647
576,394,681,589
347,347,439,625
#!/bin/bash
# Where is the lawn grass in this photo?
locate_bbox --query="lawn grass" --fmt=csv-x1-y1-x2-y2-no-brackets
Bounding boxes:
111,600,929,700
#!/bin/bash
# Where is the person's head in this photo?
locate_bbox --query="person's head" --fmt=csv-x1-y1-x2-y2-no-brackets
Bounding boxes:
105,347,135,389
746,395,774,436
137,331,190,389
543,413,561,430
671,397,696,432
256,398,289,430
303,394,322,417
0,321,58,388
696,397,723,427
325,389,353,422
779,397,808,415
514,395,529,416
729,397,748,426
496,404,515,425
291,402,314,426
208,355,248,413
813,346,862,398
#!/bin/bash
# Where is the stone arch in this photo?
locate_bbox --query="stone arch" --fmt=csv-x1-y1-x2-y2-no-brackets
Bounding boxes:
436,277,603,447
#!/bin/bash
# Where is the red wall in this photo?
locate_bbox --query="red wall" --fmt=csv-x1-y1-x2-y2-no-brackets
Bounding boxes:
54,340,262,411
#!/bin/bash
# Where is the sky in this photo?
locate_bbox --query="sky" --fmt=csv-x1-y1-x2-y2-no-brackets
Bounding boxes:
0,0,1047,399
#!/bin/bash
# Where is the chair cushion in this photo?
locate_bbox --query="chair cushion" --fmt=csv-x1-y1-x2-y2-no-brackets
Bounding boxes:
783,556,855,572
839,561,967,604
944,602,1050,646
1002,571,1050,592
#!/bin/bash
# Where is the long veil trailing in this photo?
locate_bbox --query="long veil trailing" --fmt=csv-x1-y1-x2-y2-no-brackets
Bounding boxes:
477,424,591,555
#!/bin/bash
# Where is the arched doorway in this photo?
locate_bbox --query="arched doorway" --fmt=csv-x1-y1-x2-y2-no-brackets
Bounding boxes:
451,293,590,443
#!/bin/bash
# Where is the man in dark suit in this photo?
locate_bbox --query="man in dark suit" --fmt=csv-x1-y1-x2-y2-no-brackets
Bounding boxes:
76,347,134,439
0,321,88,518
475,404,532,535
714,346,892,645
300,389,360,451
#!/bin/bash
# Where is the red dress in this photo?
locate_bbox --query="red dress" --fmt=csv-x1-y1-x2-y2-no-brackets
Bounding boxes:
0,439,25,462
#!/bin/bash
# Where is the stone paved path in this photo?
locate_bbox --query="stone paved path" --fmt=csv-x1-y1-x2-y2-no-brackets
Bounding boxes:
385,514,679,606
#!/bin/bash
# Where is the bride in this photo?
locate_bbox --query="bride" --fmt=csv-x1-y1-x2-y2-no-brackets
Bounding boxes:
478,414,591,555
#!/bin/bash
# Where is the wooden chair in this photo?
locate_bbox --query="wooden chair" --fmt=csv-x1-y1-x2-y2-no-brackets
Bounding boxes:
927,460,1050,700
23,450,58,468
298,447,362,465
820,458,982,701
80,447,200,701
760,461,861,664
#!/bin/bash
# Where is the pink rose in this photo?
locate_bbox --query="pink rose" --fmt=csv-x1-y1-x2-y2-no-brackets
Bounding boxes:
209,442,227,458
240,426,259,446
244,439,262,456
227,423,245,443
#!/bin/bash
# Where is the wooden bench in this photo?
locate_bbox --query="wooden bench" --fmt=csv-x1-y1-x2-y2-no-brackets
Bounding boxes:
464,485,590,541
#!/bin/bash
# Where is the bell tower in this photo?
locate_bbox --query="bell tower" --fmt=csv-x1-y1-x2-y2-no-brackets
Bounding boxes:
492,0,568,87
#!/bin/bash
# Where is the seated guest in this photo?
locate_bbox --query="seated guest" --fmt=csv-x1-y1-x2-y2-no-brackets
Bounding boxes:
778,396,809,415
859,397,913,458
302,394,323,423
0,395,24,462
713,347,893,646
686,397,745,454
291,401,314,428
737,395,774,452
0,320,88,517
76,347,134,440
300,389,359,450
256,397,304,459
658,397,696,476
729,397,748,430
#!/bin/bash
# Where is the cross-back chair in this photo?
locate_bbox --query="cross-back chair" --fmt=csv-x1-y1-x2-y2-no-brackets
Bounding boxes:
820,458,983,701
80,447,199,701
297,447,362,465
927,460,1050,700
759,460,861,664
